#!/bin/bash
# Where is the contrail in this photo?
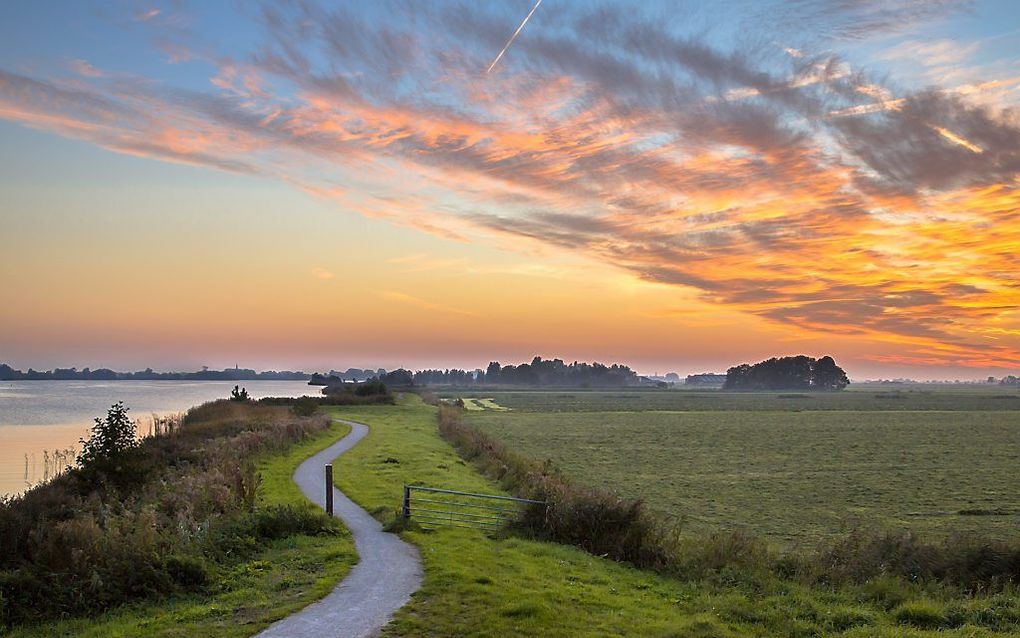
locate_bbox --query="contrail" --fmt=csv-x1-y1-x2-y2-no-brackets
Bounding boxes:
486,0,542,74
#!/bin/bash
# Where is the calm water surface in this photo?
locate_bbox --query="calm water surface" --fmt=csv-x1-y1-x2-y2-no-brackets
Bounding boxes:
0,380,318,496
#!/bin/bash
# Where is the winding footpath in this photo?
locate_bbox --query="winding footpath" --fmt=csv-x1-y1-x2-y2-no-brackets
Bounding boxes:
256,420,423,638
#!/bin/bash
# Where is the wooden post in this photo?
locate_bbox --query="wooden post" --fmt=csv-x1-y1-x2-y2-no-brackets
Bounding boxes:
402,485,411,520
325,464,334,515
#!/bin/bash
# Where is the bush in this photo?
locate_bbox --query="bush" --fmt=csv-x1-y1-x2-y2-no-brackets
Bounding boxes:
253,505,339,539
814,528,1020,589
77,401,138,469
894,600,949,629
355,379,388,397
165,555,210,588
291,396,319,417
317,381,395,405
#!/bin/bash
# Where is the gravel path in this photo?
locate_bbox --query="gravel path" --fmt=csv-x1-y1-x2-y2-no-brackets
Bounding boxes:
256,420,423,638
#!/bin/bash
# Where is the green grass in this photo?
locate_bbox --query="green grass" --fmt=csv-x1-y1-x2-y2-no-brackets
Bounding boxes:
328,395,1018,637
8,419,357,638
445,387,1020,412
468,409,1020,544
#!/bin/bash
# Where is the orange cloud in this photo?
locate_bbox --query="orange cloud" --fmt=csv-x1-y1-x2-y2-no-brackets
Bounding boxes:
1,2,1018,372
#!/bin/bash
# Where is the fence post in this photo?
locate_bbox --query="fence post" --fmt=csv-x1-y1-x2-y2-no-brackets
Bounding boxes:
325,464,334,515
402,485,411,520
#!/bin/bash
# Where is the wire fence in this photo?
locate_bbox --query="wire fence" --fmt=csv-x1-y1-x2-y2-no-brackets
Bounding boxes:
402,485,546,530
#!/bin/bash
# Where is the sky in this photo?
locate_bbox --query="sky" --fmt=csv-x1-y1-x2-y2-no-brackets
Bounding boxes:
1,0,1019,380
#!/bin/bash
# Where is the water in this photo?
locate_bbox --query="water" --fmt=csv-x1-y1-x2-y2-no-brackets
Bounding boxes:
0,380,320,496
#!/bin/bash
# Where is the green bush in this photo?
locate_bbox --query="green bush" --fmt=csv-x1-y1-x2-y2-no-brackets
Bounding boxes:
253,504,339,539
354,379,388,397
291,396,319,417
859,576,912,610
78,402,137,463
165,555,210,588
894,600,949,629
823,606,875,632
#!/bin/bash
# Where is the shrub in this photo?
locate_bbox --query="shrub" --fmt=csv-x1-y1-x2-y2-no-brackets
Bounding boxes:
859,576,912,610
77,401,138,469
165,555,210,588
291,396,319,417
894,600,949,629
253,505,339,539
354,379,388,396
814,528,1020,589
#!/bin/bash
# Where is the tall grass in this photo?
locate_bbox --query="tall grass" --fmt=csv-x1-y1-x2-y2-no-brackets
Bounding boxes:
439,405,674,568
438,405,1020,591
0,400,337,628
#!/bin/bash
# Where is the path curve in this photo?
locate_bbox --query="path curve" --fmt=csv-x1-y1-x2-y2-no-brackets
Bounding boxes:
256,420,423,638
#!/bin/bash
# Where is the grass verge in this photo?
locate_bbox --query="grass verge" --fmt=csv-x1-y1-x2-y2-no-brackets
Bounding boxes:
7,418,357,638
331,395,1019,637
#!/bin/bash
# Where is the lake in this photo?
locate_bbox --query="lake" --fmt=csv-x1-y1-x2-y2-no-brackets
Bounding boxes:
0,380,319,496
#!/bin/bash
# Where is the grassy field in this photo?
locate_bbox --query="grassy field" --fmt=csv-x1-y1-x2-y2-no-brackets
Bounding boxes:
463,397,510,411
445,386,1020,412
9,420,357,638
468,409,1020,544
328,396,1020,637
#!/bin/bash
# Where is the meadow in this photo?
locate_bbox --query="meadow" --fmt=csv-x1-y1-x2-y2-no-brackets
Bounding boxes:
465,388,1020,545
329,396,1020,636
11,392,1020,637
450,385,1020,413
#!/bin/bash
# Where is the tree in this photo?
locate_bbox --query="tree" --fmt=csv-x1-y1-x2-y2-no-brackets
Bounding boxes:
811,356,849,391
355,379,389,396
230,385,250,401
485,361,501,384
724,355,849,391
77,401,138,468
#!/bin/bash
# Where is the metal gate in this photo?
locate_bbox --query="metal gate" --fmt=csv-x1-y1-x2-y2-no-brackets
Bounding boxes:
401,485,545,530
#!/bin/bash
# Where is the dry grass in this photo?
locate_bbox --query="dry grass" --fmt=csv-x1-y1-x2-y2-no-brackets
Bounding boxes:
0,400,336,627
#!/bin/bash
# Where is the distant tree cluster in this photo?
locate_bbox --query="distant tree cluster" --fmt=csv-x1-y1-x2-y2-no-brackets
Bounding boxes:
415,368,477,385
723,355,849,391
0,363,310,382
478,357,638,387
320,378,395,405
1002,375,1020,386
685,373,727,386
311,357,641,388
309,368,388,385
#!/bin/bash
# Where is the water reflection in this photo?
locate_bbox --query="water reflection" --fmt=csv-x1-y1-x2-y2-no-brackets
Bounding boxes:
0,380,318,495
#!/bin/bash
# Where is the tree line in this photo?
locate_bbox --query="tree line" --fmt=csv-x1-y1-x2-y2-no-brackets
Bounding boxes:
316,357,641,388
723,355,849,391
0,363,311,382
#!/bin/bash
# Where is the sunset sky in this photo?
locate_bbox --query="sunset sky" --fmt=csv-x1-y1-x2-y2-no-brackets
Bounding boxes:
2,0,1019,379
